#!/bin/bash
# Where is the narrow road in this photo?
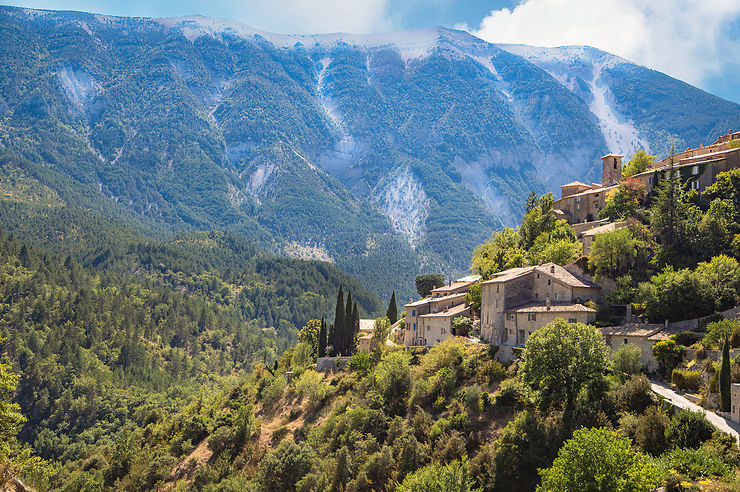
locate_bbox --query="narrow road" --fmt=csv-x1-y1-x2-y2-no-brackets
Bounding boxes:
651,380,740,442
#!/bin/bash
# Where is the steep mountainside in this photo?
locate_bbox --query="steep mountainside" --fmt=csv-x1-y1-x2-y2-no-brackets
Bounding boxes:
1,7,739,298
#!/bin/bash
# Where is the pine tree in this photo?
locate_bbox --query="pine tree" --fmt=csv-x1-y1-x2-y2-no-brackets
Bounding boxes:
386,290,398,324
344,290,353,356
720,334,731,412
333,286,344,356
318,317,327,358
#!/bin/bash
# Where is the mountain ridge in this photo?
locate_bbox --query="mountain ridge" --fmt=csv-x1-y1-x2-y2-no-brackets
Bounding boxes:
1,5,739,298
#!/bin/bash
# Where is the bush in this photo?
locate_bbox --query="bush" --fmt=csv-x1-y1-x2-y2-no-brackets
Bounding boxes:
615,375,654,413
397,459,473,492
657,445,733,480
703,319,740,349
672,331,702,347
634,407,669,455
261,376,286,410
671,369,701,390
373,351,412,416
348,352,374,375
665,410,714,449
478,359,507,384
612,344,643,377
538,427,658,492
295,369,334,410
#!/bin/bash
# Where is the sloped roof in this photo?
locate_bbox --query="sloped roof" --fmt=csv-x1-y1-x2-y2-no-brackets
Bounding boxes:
534,263,599,289
405,292,467,307
359,319,375,332
561,180,590,188
481,266,534,284
581,221,628,237
505,301,595,313
601,323,663,337
602,152,624,158
419,303,470,318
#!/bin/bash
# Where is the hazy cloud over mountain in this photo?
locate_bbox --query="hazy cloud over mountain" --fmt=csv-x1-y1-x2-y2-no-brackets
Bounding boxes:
470,0,740,101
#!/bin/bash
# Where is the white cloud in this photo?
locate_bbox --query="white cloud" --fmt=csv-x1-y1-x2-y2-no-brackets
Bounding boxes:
226,0,394,34
471,0,740,88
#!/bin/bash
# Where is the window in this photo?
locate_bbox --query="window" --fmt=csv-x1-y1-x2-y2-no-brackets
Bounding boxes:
594,194,599,198
692,165,699,175
497,285,500,292
567,317,577,323
413,323,416,330
537,273,540,278
613,158,618,169
412,310,415,316
426,325,430,331
495,299,499,308
690,180,699,190
624,338,628,345
554,293,558,300
528,313,537,321
535,293,539,299
546,292,550,299
441,327,445,334
547,279,551,285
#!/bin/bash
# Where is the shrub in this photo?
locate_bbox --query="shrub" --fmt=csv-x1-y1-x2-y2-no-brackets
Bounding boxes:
295,369,334,410
478,359,506,384
261,376,286,410
348,352,374,375
615,375,654,414
373,351,412,416
672,331,702,347
665,410,714,449
657,445,733,480
671,369,701,390
462,385,481,413
612,344,643,377
702,319,740,349
538,427,658,492
634,407,669,455
397,459,473,492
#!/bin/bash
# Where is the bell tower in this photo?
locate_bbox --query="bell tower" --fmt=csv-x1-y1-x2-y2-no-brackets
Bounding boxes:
601,153,623,186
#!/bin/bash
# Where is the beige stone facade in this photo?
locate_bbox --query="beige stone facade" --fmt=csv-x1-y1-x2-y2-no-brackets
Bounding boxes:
601,323,666,372
554,130,740,227
403,278,478,347
480,263,600,345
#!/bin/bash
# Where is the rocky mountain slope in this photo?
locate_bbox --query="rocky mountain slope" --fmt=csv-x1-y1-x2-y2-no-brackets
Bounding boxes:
1,6,739,298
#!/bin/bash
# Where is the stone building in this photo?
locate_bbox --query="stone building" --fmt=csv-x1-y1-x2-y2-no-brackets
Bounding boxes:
553,130,740,229
403,277,478,347
479,263,600,347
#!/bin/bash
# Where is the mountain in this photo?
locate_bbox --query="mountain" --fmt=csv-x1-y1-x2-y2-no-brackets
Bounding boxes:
1,6,739,299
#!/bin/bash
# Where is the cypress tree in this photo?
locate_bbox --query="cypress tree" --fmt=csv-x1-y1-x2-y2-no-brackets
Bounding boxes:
334,286,344,356
318,317,327,358
344,291,353,356
386,291,398,324
720,333,732,412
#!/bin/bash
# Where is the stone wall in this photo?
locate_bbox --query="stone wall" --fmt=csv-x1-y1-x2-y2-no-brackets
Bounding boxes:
316,356,351,373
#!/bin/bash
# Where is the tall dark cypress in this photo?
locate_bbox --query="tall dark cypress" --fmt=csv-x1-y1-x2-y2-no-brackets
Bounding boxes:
720,333,731,412
344,291,353,356
386,290,398,324
334,285,344,356
318,317,327,358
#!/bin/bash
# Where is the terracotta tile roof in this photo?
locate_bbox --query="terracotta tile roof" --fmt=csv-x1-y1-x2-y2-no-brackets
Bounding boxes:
647,324,691,341
534,263,599,289
601,324,663,337
561,181,590,188
602,152,624,158
505,301,595,313
419,303,470,318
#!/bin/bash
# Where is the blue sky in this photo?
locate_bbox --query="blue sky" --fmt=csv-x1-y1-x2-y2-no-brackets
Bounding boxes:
5,0,740,103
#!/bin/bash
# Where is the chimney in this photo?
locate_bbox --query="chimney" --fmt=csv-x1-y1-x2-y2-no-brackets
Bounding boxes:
664,319,669,328
546,299,551,310
700,143,704,148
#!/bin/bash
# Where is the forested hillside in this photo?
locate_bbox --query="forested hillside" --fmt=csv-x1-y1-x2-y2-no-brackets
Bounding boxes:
0,229,381,488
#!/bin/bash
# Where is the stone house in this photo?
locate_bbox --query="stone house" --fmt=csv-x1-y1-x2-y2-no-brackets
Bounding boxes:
581,221,628,256
554,130,740,229
403,277,478,347
479,262,599,347
601,323,666,371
